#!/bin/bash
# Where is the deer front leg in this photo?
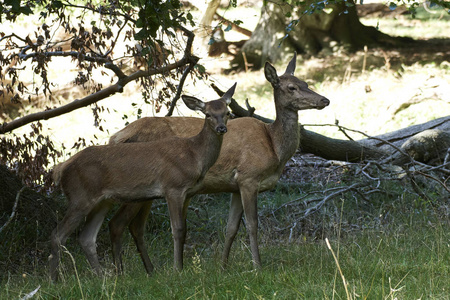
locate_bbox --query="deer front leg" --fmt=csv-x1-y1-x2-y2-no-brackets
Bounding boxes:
166,195,191,271
50,200,94,281
241,186,262,269
222,192,243,268
79,201,113,275
129,201,154,274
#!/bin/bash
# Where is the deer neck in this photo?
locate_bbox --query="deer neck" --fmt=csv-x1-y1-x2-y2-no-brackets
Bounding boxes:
268,91,300,164
191,120,224,173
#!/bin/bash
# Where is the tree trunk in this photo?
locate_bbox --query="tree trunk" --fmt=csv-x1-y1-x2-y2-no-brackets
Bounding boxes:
231,0,409,70
300,117,450,165
193,0,221,57
298,126,386,162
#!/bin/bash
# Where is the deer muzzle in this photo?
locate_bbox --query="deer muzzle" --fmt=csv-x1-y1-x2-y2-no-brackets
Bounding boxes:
216,125,228,134
317,97,330,109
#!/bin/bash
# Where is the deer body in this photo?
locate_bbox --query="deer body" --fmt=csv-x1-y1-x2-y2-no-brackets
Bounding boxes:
49,84,235,281
109,54,330,273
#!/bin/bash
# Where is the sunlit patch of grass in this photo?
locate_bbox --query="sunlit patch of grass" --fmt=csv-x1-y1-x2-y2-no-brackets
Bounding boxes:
360,6,450,39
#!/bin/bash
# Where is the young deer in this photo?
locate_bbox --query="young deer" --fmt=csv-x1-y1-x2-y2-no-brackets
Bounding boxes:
108,53,330,274
49,83,235,281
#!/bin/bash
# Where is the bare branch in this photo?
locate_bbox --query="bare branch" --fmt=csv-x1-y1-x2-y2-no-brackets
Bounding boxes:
1,27,199,134
0,187,25,234
166,60,199,117
210,83,273,123
214,12,252,37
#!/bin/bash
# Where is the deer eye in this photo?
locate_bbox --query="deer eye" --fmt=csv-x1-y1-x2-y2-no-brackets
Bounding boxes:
288,85,297,91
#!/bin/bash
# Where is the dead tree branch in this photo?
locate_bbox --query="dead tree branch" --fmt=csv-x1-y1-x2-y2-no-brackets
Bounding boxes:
0,187,25,234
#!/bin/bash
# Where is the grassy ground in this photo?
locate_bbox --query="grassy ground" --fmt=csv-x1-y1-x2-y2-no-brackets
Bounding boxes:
2,184,448,299
1,4,450,300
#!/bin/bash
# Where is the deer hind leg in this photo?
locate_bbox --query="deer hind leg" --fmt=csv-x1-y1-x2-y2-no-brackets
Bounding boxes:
166,194,191,271
129,201,154,274
222,192,243,268
49,198,95,281
240,186,261,269
109,203,143,274
78,200,113,275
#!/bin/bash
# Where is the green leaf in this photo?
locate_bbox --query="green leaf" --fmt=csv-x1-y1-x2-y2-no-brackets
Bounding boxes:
195,64,206,74
134,28,147,41
224,24,232,32
19,6,33,15
51,0,63,9
136,18,144,28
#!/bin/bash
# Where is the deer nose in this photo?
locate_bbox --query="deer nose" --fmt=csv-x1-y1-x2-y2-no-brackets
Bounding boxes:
317,98,330,109
216,125,228,134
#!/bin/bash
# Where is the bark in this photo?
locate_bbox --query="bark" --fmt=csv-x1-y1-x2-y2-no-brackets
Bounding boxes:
231,0,411,70
390,129,450,165
358,116,450,151
299,118,450,164
298,126,386,162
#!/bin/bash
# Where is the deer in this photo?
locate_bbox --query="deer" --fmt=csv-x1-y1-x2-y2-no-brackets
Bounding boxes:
48,83,236,281
106,53,330,274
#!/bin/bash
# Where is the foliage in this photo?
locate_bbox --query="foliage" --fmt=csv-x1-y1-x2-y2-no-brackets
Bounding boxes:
0,0,199,189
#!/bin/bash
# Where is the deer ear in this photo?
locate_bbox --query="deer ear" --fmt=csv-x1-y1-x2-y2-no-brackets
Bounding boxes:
264,62,280,88
222,82,237,105
284,52,297,75
182,95,206,112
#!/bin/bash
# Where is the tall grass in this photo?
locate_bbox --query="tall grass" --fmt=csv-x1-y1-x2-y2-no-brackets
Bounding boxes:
1,182,448,299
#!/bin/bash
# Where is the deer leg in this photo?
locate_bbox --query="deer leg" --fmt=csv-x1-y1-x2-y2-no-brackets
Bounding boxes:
240,187,261,269
109,203,143,274
222,192,243,268
166,195,190,271
129,201,154,274
49,200,94,281
78,201,113,275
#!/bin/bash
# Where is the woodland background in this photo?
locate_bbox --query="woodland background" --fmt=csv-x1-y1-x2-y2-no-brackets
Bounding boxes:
0,0,449,298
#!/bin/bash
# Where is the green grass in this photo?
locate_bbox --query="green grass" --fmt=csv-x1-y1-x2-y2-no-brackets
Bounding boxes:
2,224,448,299
1,185,448,299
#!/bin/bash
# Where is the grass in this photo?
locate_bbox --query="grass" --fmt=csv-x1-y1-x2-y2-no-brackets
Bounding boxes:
1,182,449,299
2,219,448,299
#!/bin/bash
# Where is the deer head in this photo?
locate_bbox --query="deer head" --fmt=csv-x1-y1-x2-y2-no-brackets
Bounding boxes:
182,82,235,135
264,52,330,111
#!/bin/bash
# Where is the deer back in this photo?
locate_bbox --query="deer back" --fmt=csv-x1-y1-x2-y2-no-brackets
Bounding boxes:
109,116,284,193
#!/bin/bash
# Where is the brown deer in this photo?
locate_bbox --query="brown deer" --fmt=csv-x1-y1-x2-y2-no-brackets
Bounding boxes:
107,53,330,274
49,83,235,281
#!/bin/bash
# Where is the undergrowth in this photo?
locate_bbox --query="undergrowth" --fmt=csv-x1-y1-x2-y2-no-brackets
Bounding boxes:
1,166,448,299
